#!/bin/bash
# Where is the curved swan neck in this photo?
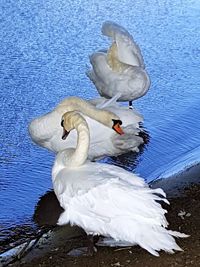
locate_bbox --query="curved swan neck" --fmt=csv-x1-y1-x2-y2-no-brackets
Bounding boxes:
70,117,90,167
57,97,118,128
52,116,89,178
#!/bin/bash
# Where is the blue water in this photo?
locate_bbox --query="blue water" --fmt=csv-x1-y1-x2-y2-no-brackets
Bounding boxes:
0,0,200,245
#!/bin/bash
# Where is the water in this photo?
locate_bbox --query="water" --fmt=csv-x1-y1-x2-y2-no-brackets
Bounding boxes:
0,0,200,250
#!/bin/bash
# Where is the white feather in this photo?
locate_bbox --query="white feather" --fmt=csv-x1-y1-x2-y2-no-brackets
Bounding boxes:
87,21,150,102
54,162,188,257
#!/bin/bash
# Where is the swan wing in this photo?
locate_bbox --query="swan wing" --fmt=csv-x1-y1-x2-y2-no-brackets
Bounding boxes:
105,67,150,101
87,52,150,101
56,163,187,256
87,124,143,160
87,52,112,97
88,52,116,83
102,21,145,67
124,67,151,99
86,68,106,96
112,125,143,153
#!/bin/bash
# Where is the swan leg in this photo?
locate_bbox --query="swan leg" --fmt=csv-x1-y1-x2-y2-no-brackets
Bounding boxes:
87,235,98,256
129,101,133,109
96,93,121,109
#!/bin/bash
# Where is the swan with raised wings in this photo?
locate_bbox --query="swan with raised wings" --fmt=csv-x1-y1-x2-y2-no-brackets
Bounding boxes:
52,111,187,256
87,21,150,108
29,96,144,160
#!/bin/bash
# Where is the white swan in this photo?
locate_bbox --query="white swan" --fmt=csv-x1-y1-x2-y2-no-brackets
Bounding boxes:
52,111,187,256
86,21,151,107
29,96,144,160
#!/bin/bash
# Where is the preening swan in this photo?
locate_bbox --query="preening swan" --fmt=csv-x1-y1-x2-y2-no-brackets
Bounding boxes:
29,96,144,160
52,111,187,256
86,21,150,108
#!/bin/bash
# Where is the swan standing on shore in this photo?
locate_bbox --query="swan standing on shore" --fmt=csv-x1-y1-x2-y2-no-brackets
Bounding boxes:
87,21,151,108
29,96,144,160
52,111,187,256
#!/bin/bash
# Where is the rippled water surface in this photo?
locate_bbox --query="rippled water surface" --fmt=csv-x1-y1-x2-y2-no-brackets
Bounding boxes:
0,0,200,248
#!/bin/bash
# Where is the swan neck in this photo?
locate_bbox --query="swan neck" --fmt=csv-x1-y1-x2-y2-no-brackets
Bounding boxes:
58,97,115,128
69,118,90,167
52,115,89,180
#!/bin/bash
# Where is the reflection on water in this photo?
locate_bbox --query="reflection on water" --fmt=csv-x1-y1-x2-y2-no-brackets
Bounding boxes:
0,0,200,250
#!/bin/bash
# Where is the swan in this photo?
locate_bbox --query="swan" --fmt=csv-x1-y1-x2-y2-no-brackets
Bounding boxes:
52,111,188,256
86,21,151,108
29,96,144,160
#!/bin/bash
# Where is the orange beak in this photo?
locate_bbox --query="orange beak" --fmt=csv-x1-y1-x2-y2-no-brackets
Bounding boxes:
113,123,124,135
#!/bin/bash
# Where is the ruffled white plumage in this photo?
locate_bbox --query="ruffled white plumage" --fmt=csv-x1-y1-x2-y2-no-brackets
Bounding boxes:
87,21,150,102
53,160,187,257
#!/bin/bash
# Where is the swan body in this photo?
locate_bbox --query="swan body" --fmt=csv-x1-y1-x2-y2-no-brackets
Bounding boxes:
87,21,150,102
29,96,144,160
52,112,187,257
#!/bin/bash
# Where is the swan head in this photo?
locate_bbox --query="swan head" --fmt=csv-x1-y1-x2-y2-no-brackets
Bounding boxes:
61,111,88,140
96,110,124,135
111,119,124,135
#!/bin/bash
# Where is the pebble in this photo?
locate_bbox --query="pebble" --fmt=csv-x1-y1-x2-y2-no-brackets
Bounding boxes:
111,262,121,266
178,210,191,219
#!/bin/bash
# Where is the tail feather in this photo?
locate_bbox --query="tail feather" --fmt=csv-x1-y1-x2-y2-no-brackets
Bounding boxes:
168,230,189,238
121,224,186,256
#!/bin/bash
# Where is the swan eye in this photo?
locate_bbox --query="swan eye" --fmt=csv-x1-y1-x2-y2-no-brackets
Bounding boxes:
112,119,122,125
61,119,64,127
112,119,124,135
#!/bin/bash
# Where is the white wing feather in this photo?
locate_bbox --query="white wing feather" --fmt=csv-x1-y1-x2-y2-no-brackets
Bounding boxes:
55,163,187,256
102,21,145,67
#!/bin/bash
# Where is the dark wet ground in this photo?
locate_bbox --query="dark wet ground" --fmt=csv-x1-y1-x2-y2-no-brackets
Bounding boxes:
12,183,200,267
0,224,38,254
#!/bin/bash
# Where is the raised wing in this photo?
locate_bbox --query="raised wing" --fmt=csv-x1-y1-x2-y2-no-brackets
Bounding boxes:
102,21,145,67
